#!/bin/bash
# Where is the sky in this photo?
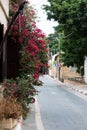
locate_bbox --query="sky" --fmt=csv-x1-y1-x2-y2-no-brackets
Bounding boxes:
29,0,58,36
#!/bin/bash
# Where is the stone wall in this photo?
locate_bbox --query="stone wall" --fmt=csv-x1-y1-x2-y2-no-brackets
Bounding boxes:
48,55,82,81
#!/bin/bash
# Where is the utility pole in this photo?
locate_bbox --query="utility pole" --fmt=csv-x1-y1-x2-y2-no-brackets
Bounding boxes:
56,36,61,81
58,34,64,82
58,38,60,81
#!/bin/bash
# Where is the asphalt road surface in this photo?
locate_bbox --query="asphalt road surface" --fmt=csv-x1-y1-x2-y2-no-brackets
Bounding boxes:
36,75,87,130
20,75,87,130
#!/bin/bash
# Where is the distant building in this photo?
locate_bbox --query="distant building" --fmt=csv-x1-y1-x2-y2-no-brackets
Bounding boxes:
49,53,83,83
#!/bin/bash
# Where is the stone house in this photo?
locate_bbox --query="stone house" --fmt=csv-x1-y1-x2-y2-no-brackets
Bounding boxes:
49,53,86,83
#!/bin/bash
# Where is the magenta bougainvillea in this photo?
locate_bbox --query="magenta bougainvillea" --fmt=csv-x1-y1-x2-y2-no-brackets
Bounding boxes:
1,0,48,119
0,1,49,119
9,0,49,79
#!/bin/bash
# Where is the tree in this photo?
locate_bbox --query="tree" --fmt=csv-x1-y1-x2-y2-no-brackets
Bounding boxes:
48,31,65,67
43,0,87,74
48,31,61,55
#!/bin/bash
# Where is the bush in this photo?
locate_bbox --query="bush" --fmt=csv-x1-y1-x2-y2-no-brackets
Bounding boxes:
0,97,22,120
2,77,38,119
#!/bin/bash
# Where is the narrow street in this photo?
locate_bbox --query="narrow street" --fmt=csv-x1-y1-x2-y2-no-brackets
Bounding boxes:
15,75,87,130
1,1,87,130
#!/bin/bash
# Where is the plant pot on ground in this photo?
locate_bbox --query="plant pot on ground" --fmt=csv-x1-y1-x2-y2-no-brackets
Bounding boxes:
0,97,22,129
2,77,38,119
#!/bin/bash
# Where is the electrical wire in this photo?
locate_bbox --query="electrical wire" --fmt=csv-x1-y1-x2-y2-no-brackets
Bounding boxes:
30,0,46,6
36,0,45,5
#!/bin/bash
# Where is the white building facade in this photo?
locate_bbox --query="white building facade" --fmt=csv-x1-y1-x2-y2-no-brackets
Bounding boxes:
84,56,87,83
0,0,9,81
0,0,9,32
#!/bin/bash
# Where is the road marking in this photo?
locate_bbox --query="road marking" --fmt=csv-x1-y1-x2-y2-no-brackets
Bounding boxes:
35,96,44,130
51,92,56,95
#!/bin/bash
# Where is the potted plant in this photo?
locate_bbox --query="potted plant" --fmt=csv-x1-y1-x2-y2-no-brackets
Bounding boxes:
2,77,38,119
0,97,22,129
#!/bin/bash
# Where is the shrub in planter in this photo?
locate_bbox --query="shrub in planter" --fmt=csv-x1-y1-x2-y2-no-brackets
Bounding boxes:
0,97,22,120
0,97,22,129
2,77,38,119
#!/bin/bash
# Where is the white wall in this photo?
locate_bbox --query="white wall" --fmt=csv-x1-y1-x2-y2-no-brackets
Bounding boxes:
84,56,87,83
0,0,9,31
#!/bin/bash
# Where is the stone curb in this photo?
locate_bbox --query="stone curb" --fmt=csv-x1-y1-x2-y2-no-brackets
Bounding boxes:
58,81,87,96
48,75,87,97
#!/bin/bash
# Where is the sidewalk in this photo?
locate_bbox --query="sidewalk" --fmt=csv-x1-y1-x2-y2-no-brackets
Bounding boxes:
56,78,87,96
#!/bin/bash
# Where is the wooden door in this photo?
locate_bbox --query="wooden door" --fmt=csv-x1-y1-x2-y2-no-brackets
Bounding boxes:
6,36,20,79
